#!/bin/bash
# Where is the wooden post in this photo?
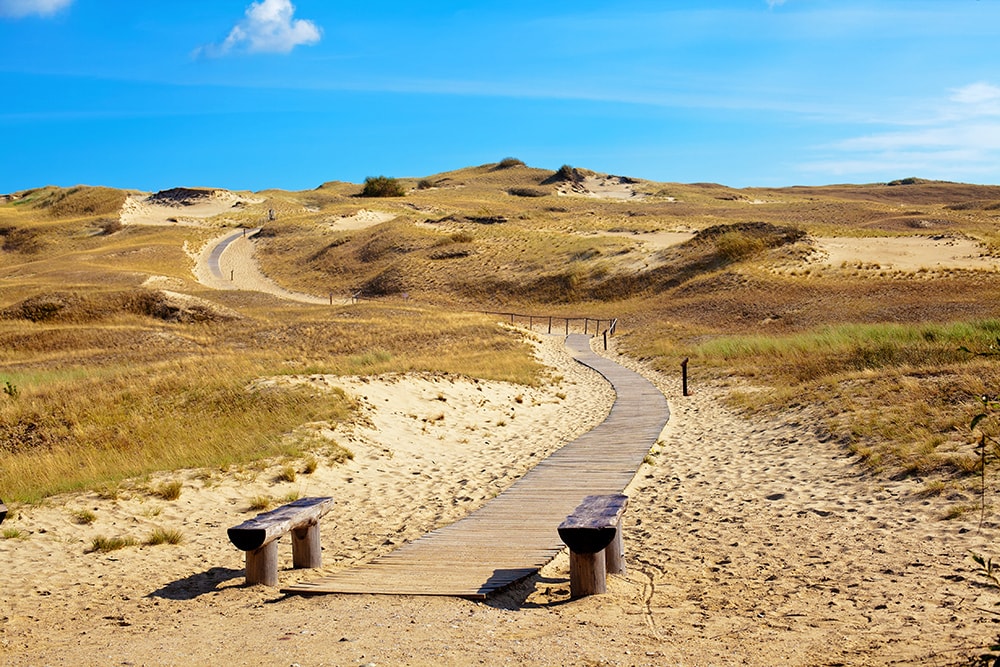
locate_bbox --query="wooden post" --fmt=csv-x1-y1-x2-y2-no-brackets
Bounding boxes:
529,316,533,331
604,518,626,575
565,319,569,336
585,319,589,335
569,550,607,598
603,330,608,351
681,358,689,397
548,317,552,334
329,292,333,305
230,269,234,281
291,523,322,569
245,541,279,586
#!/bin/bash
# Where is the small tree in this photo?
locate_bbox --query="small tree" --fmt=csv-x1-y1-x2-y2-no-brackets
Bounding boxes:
361,176,405,198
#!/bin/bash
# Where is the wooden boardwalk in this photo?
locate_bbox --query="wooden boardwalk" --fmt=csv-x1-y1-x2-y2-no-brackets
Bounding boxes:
282,334,670,599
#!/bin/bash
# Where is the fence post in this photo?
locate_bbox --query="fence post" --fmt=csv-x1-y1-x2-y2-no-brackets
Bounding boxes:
548,317,552,335
565,319,569,336
585,319,589,335
603,330,608,351
529,316,533,331
681,358,689,397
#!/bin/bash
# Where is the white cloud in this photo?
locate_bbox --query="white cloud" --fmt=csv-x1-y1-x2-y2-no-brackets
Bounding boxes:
0,0,73,18
197,0,321,57
766,0,787,8
804,82,1000,182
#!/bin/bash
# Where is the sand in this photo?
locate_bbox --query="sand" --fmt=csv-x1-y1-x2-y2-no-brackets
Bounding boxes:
3,330,999,665
3,217,1000,665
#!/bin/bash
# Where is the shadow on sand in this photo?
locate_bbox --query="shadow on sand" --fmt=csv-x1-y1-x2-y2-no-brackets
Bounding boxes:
148,567,245,601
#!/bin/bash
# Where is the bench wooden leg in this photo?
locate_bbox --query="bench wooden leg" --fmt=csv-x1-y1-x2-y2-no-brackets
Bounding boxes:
604,519,626,575
245,541,279,586
569,549,607,598
291,522,322,569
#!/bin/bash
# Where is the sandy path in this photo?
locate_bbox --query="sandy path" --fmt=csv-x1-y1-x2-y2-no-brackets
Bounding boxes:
190,229,335,304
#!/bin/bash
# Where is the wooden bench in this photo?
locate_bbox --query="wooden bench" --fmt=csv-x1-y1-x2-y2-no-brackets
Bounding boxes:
0,499,7,525
228,496,335,586
558,494,629,598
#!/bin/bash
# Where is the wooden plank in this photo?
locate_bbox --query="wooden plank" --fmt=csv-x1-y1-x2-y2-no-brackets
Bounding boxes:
282,335,669,598
558,494,629,554
228,497,334,551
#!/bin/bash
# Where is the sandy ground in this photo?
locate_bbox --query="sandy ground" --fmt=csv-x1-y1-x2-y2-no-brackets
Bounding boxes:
120,190,262,227
3,203,1000,665
3,331,999,666
593,229,1000,273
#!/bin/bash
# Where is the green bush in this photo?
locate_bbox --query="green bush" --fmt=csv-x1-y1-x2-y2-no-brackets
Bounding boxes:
361,176,406,198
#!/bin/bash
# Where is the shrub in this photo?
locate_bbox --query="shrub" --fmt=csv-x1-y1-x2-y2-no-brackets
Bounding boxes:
509,187,548,198
495,157,525,169
361,176,406,198
416,179,434,190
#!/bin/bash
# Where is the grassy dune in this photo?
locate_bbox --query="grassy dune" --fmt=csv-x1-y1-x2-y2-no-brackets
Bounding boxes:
3,164,1000,503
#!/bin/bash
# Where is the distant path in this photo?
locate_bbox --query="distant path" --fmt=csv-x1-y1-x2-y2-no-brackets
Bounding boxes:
284,333,670,598
206,229,248,280
194,228,344,305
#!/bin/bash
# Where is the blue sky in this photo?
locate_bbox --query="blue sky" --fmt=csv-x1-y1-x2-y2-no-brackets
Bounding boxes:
2,0,1000,192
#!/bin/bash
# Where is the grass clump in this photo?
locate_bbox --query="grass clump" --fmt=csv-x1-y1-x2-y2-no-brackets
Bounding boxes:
3,527,27,540
72,509,97,525
248,495,272,512
275,465,297,483
88,535,138,553
151,480,183,501
145,527,184,546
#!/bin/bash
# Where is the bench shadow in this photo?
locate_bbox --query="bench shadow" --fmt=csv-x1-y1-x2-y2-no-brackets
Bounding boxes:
480,569,573,610
147,567,245,601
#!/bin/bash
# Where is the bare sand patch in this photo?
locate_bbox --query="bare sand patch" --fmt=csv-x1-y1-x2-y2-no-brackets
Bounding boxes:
120,189,263,227
324,209,396,231
812,235,1000,272
557,175,647,200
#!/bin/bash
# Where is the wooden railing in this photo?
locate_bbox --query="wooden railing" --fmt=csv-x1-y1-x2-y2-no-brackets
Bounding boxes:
484,311,618,337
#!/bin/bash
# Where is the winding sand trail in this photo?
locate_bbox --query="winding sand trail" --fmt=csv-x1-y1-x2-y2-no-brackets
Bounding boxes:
192,228,338,304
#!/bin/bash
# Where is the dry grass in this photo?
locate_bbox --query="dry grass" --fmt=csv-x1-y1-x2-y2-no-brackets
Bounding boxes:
5,170,1000,504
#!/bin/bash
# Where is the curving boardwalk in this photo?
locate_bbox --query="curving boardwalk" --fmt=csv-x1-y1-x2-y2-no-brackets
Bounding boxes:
283,334,670,598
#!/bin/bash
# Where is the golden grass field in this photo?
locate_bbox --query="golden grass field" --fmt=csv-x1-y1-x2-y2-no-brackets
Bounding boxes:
5,166,1000,503
4,164,1000,664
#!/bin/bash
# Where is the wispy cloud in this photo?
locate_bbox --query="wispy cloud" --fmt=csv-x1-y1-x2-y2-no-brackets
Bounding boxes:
766,0,787,8
196,0,321,58
0,0,72,18
802,82,1000,181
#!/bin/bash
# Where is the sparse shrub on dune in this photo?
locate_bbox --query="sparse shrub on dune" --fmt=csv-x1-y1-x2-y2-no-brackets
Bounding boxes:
494,157,526,170
360,176,406,198
508,187,548,198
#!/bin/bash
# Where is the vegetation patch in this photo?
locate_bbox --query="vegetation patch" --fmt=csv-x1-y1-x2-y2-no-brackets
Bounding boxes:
360,176,406,198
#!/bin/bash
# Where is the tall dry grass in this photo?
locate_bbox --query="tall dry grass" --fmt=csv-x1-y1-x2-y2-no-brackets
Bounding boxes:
626,319,1000,481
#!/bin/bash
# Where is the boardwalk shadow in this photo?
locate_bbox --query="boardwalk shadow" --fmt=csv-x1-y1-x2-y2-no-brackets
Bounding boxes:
147,567,244,600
